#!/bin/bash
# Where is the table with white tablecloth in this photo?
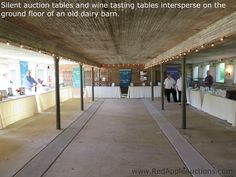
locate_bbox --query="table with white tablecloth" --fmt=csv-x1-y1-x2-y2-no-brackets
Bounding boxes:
189,90,205,110
127,86,161,98
0,87,73,129
202,93,236,126
86,86,121,98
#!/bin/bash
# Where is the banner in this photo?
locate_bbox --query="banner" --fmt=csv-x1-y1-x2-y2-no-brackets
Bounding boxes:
166,66,179,81
119,69,132,88
19,61,28,85
72,66,84,88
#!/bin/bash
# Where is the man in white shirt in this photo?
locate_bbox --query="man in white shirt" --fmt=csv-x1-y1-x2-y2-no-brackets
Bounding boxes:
176,75,182,102
164,74,177,102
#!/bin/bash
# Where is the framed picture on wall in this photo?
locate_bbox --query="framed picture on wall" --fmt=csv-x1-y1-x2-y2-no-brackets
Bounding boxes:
140,71,147,81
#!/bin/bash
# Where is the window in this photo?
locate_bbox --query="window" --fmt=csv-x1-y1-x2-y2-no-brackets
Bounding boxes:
193,66,199,81
36,69,44,80
9,69,17,86
203,64,210,79
216,63,225,83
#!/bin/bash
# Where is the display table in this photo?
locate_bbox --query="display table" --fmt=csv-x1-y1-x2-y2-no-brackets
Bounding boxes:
36,87,73,112
127,86,161,98
189,90,204,110
86,86,121,98
202,93,236,126
0,87,73,129
0,95,38,129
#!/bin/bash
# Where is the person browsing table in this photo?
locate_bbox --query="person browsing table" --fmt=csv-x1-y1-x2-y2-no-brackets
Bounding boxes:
164,74,177,103
22,70,38,92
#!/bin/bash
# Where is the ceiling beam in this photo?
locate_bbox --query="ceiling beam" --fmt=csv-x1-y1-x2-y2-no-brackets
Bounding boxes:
145,11,236,68
0,19,100,67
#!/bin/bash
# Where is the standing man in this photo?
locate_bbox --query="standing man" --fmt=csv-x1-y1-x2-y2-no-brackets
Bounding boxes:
204,70,213,89
22,70,37,92
176,75,182,102
164,74,177,103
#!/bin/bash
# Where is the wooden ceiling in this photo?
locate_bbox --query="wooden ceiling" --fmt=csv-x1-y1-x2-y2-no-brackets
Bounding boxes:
1,0,236,66
186,35,236,64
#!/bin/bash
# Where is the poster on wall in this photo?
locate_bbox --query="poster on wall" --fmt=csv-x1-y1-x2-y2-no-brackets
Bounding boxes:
19,61,28,85
119,69,132,88
140,71,147,81
72,67,85,88
166,66,179,81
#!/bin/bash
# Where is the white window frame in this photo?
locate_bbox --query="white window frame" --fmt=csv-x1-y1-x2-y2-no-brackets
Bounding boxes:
216,62,225,83
203,64,210,80
193,66,199,81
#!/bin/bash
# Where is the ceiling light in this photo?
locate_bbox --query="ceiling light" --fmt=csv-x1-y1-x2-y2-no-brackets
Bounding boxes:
38,50,42,53
20,45,24,48
220,37,224,41
201,45,204,48
6,42,10,46
211,43,215,47
195,49,199,52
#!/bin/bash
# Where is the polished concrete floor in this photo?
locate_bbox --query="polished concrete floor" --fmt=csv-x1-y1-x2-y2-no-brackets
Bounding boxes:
0,98,93,177
0,98,235,177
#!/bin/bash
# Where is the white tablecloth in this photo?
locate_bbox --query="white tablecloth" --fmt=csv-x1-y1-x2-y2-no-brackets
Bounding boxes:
189,90,205,110
202,93,236,126
127,86,161,98
0,95,38,129
0,87,73,129
86,86,121,98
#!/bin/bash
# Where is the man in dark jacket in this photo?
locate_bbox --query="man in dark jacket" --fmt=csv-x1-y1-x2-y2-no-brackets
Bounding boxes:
204,70,213,89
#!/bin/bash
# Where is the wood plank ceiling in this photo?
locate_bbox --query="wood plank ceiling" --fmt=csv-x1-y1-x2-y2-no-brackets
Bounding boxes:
1,0,236,66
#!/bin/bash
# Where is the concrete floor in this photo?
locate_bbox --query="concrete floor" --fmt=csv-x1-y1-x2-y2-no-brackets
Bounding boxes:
0,98,235,177
0,98,92,177
152,99,236,177
42,99,190,177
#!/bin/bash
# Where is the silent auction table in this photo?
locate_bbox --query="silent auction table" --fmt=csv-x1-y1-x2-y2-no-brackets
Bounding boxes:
189,89,204,110
127,86,161,98
86,86,121,98
0,87,73,129
202,93,236,126
0,95,38,129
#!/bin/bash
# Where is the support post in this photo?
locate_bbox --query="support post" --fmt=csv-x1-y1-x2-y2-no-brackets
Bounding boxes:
91,67,95,101
182,56,187,129
54,57,61,130
80,64,84,111
98,68,101,85
161,63,164,110
151,66,154,101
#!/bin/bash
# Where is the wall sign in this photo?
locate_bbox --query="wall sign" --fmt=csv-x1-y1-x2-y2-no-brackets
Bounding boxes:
19,61,28,85
166,66,178,81
119,69,132,88
72,66,84,88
